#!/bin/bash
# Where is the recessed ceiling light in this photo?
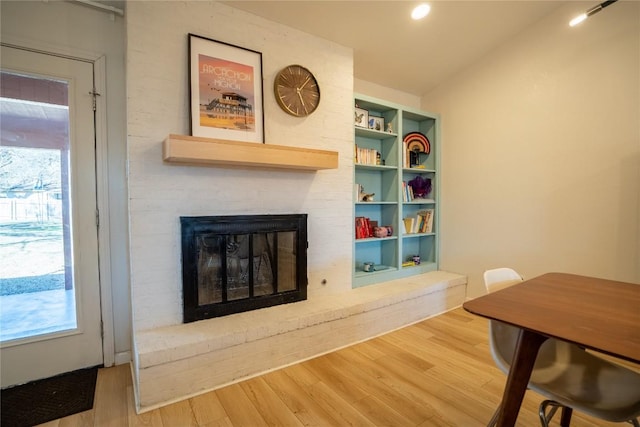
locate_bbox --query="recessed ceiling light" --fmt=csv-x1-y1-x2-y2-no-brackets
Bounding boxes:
569,0,618,26
411,3,431,20
569,13,588,27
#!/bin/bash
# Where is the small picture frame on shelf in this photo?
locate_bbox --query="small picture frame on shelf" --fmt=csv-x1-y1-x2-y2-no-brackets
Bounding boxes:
368,116,384,132
355,107,368,128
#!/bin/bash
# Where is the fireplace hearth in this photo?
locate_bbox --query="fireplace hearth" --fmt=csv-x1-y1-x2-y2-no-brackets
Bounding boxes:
181,214,308,322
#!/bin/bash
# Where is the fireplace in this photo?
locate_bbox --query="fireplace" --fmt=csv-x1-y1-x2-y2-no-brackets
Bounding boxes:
180,214,308,322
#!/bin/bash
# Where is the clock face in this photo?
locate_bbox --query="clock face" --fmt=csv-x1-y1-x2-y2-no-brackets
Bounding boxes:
274,65,320,117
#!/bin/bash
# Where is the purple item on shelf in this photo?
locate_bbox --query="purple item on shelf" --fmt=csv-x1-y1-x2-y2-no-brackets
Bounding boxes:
408,176,432,198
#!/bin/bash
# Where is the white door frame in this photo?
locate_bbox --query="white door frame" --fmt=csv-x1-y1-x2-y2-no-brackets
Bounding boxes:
1,38,116,368
93,54,115,368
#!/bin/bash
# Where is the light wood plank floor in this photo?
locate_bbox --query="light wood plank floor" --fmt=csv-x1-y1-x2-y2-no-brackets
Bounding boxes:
38,308,634,426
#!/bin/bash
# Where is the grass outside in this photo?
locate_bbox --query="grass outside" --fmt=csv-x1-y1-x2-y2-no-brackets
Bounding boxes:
0,221,65,295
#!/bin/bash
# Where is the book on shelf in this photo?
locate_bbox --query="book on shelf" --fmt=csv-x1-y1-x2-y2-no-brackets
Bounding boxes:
402,143,422,168
403,209,434,234
402,181,416,202
402,217,413,234
420,209,434,233
355,216,374,239
402,141,408,168
355,145,381,166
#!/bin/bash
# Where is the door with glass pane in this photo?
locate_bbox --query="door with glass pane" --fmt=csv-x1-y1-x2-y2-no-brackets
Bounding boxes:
0,45,103,387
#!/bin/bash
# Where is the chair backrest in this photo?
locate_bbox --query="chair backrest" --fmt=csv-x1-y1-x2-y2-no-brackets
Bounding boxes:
483,268,524,373
483,267,571,378
483,267,523,293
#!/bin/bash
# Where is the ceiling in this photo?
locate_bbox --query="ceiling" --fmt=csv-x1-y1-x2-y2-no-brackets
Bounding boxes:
222,1,568,96
1,98,69,149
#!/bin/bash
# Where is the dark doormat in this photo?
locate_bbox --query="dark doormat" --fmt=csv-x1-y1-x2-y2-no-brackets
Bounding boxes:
1,366,99,427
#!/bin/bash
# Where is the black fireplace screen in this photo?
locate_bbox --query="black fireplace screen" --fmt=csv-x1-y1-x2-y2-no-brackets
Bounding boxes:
181,214,307,322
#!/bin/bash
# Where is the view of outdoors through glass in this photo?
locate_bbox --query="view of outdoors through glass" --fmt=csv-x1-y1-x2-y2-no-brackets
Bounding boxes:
0,71,77,342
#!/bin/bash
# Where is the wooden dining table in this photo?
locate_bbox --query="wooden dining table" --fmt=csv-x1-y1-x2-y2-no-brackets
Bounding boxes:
463,272,640,427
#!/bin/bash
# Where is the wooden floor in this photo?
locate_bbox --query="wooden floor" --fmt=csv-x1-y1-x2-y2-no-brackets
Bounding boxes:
38,308,631,426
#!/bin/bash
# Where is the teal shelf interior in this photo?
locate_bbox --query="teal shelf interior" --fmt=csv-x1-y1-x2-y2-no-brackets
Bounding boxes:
354,94,439,288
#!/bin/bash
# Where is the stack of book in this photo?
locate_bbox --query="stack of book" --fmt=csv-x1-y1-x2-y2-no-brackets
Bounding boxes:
403,209,434,234
402,181,415,202
355,145,381,165
355,216,373,239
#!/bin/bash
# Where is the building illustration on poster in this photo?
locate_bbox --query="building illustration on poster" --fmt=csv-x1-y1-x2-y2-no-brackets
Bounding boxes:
198,54,255,132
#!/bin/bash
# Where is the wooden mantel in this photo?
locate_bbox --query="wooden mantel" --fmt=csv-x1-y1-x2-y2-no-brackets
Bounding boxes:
163,134,339,171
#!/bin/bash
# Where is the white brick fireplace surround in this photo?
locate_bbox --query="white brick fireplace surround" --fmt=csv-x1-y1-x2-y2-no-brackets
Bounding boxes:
135,271,466,410
126,2,467,412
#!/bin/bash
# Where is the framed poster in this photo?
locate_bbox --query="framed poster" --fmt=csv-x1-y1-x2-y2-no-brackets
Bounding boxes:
189,34,264,143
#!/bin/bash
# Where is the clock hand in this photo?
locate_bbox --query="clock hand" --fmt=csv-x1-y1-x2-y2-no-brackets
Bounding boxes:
296,89,309,113
299,76,311,90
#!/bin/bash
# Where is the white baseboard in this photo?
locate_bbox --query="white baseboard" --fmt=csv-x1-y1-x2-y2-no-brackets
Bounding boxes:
114,351,131,365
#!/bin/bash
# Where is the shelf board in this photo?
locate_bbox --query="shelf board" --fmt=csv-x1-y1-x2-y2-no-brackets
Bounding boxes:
402,232,436,238
354,266,398,278
163,134,338,171
401,262,437,271
403,199,436,204
403,167,436,174
355,201,397,205
355,236,398,243
355,163,397,171
355,126,397,139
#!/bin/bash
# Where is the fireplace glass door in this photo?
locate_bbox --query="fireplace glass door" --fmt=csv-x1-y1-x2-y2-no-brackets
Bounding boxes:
196,231,297,305
182,214,307,322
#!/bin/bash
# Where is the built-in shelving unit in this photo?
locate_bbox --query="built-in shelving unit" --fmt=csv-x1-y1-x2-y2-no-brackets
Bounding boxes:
353,94,439,287
163,134,338,171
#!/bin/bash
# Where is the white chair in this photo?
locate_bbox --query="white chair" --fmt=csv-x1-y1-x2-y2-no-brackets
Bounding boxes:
484,267,640,427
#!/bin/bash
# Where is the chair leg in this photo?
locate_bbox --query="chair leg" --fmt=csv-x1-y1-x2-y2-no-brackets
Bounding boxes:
487,404,500,427
539,400,562,427
628,418,640,427
560,406,573,427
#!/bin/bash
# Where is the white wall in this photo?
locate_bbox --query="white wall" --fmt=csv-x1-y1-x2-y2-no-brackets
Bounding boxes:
1,1,131,362
354,78,421,109
423,2,640,298
126,2,354,332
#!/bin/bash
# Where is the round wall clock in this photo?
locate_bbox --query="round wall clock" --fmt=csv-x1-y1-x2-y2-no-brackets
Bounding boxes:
274,65,320,117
